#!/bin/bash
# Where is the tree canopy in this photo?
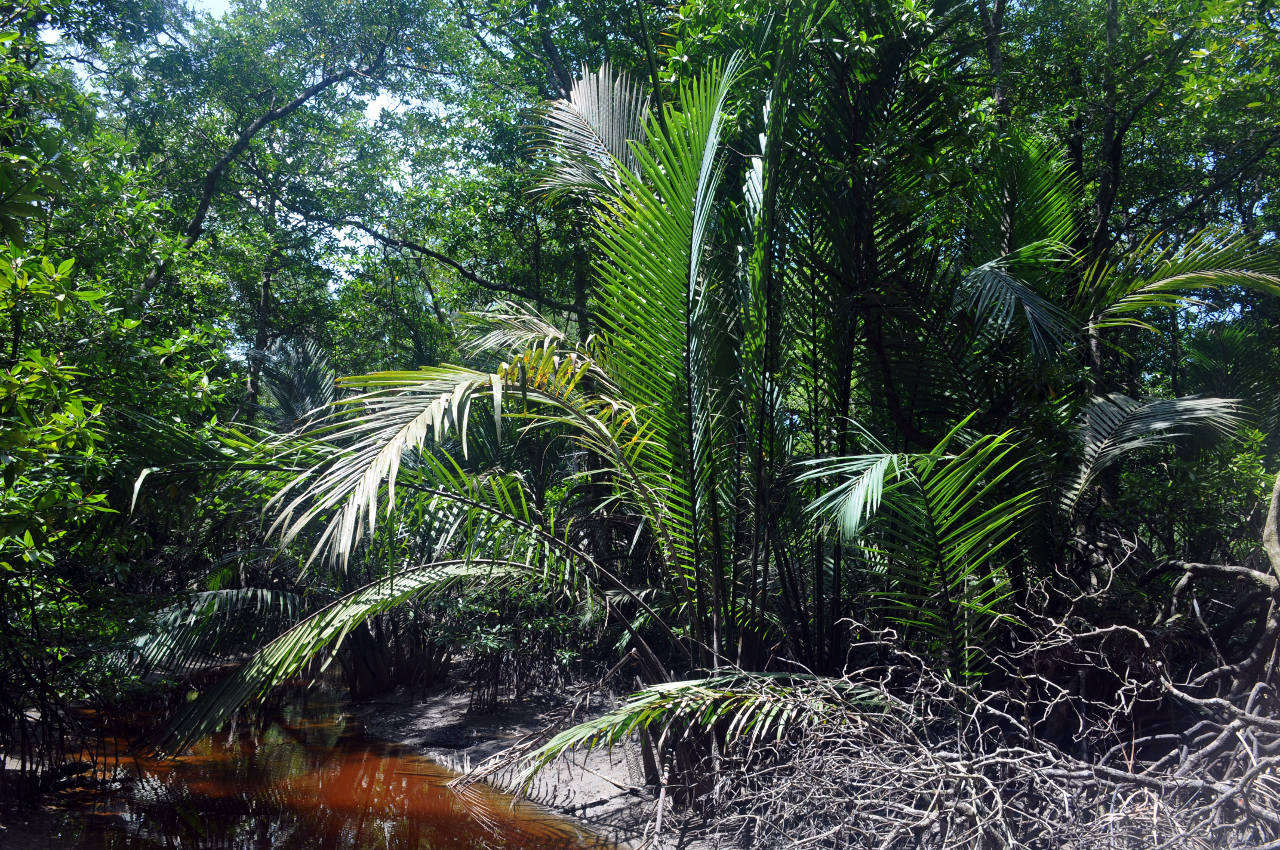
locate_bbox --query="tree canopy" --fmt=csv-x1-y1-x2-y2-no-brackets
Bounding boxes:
3,0,1280,844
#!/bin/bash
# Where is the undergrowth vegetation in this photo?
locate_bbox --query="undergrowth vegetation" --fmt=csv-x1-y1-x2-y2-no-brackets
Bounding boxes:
4,0,1280,844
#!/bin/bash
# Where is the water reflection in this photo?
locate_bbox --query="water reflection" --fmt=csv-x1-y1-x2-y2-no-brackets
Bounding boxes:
44,694,606,850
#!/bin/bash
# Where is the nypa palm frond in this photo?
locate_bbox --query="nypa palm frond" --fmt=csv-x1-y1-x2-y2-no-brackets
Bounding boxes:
265,365,503,568
131,587,305,675
956,246,1077,359
521,673,879,782
161,560,522,751
461,301,570,358
804,421,1039,677
1186,324,1280,439
1086,230,1280,332
536,62,650,200
1056,393,1244,521
966,134,1081,261
588,56,744,591
259,337,336,432
799,453,901,538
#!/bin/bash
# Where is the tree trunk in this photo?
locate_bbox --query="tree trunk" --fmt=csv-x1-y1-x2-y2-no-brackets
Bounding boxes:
572,220,592,341
244,259,273,417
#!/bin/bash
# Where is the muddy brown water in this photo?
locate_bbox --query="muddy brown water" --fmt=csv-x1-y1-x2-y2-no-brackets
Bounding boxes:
11,692,608,849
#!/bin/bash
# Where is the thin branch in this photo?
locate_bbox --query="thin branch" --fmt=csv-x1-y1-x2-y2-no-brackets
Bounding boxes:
132,48,392,307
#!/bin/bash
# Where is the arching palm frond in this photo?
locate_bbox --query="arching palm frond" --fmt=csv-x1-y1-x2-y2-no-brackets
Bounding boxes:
803,423,1039,677
265,365,503,568
1186,324,1280,438
536,62,650,200
1087,230,1280,331
521,673,879,782
461,300,569,358
798,453,900,539
259,338,336,432
1057,394,1244,520
956,249,1077,358
131,587,305,675
954,136,1082,359
253,334,687,668
161,560,522,750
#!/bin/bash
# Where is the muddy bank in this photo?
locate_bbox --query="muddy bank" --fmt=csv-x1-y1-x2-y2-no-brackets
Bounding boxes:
355,685,695,849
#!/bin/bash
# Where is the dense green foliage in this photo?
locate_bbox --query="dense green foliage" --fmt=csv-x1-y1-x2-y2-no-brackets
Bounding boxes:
3,0,1280,840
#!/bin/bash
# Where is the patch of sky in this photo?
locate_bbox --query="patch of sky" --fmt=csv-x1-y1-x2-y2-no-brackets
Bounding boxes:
189,0,232,16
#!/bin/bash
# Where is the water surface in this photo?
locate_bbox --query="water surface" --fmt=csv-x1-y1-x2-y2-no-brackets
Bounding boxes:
26,693,605,850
